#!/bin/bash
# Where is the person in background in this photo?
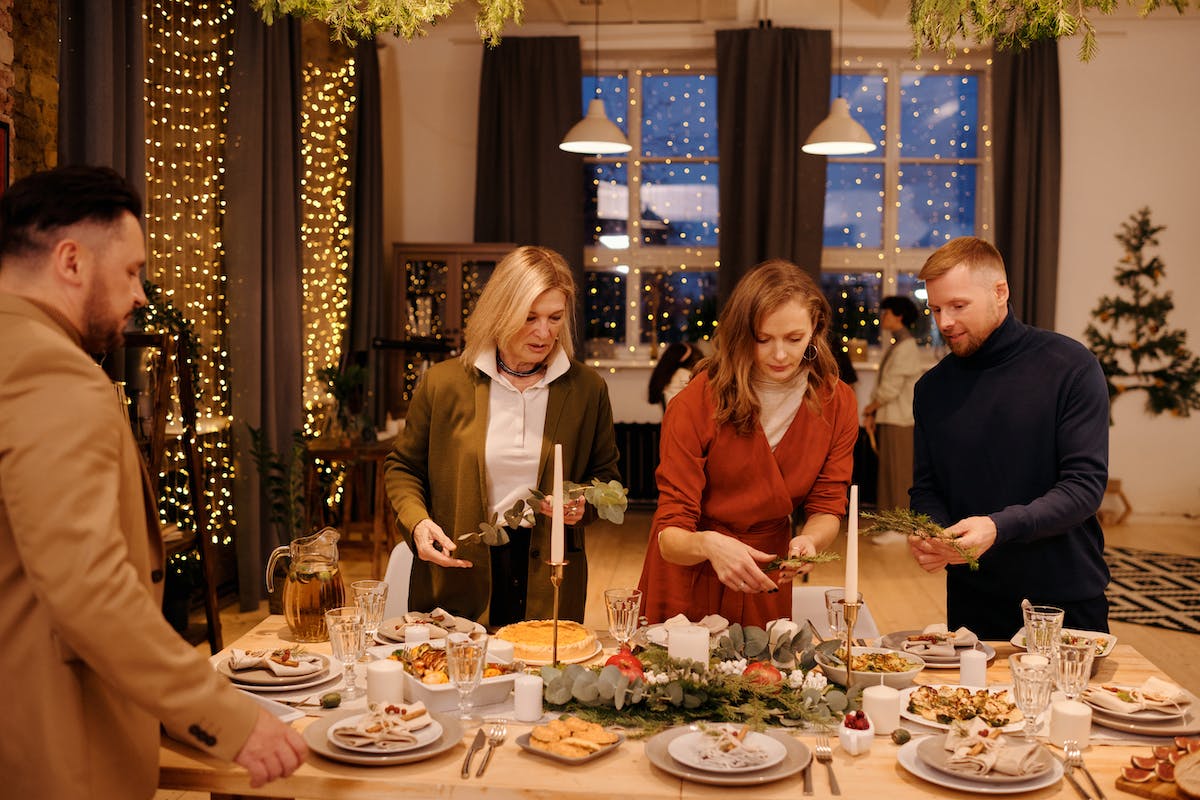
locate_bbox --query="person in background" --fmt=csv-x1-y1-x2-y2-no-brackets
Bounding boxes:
908,237,1110,638
0,166,305,800
648,341,703,409
385,245,621,626
638,260,859,628
862,295,922,512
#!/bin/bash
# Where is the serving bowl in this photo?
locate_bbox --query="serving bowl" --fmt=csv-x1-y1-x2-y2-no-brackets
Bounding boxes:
815,644,925,689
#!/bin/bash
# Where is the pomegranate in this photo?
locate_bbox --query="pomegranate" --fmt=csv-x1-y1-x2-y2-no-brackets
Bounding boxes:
604,649,644,681
742,661,784,686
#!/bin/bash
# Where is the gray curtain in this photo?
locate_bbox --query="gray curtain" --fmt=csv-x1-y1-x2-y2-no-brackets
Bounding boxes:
225,0,305,610
716,27,831,305
474,37,584,341
993,40,1061,330
57,0,145,199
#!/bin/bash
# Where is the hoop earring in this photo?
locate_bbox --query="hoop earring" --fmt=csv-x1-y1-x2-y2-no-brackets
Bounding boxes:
803,344,818,362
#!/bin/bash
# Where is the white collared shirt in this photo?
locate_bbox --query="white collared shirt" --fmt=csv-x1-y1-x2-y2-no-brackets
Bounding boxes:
474,347,571,525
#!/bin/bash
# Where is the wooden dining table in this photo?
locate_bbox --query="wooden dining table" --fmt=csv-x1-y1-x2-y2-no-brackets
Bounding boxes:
160,616,1190,800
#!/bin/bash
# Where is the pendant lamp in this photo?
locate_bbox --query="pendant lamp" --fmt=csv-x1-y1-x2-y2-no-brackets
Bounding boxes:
802,0,876,156
560,0,631,155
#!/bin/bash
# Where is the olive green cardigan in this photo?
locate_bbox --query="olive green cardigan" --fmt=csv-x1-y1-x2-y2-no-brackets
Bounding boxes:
384,357,621,624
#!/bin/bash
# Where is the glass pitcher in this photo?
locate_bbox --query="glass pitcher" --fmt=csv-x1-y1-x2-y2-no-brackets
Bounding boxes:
266,526,346,642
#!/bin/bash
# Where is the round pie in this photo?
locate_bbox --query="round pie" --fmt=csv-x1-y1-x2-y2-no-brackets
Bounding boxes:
494,619,597,662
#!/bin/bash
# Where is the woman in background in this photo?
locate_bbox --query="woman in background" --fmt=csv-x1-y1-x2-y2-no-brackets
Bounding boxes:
862,295,922,511
384,246,620,626
647,342,703,409
638,260,859,627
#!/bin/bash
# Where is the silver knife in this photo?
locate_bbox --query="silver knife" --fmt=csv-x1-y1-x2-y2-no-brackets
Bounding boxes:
461,728,486,779
803,762,813,795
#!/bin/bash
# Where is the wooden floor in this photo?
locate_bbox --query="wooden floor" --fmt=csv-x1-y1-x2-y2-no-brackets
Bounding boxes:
156,513,1200,799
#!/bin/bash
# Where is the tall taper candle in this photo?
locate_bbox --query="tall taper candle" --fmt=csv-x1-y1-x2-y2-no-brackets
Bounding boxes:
551,443,565,563
845,484,859,601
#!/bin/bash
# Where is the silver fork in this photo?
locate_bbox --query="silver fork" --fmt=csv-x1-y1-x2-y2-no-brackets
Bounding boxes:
1065,740,1107,800
475,718,508,778
814,731,840,796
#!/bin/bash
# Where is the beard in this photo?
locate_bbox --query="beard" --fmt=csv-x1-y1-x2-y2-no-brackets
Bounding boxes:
80,282,129,354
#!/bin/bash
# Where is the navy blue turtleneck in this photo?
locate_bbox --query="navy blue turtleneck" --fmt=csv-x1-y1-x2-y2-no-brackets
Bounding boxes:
911,310,1111,638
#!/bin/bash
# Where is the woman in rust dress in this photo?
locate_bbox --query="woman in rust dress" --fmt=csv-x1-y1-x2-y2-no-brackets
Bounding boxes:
638,261,858,628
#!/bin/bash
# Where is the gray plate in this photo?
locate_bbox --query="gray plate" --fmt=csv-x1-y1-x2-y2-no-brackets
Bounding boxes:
304,711,464,766
515,731,624,764
644,726,810,787
1089,692,1200,736
217,652,330,686
916,735,1053,784
897,738,1063,795
880,630,996,668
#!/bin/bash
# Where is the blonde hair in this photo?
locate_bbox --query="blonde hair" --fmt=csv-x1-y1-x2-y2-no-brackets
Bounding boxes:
461,245,578,365
919,236,1007,283
704,260,838,435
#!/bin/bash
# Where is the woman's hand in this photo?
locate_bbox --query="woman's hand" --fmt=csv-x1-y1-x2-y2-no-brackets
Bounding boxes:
776,534,818,583
537,496,586,526
702,531,778,594
412,518,472,568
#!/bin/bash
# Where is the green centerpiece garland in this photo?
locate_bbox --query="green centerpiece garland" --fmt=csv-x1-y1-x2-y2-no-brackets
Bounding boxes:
861,508,981,570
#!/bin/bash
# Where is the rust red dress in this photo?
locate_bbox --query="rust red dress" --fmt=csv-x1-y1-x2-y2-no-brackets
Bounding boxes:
637,371,858,628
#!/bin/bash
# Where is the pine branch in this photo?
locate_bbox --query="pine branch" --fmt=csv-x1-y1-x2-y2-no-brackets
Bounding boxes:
861,509,981,570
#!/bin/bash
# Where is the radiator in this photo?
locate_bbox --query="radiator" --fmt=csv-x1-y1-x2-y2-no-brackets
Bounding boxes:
614,422,660,503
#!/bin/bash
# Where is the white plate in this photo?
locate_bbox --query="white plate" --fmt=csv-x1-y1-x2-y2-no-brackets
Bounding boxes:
326,713,443,754
217,653,330,686
880,630,996,669
304,711,463,766
900,685,1025,734
1089,701,1200,736
520,640,603,666
915,735,1054,784
897,737,1063,795
666,729,788,773
377,614,484,643
1008,627,1116,658
217,660,344,694
644,726,810,787
1081,688,1185,722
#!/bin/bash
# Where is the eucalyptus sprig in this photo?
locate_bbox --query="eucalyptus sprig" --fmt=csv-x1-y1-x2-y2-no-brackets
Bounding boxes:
455,501,532,547
761,552,841,572
527,477,630,524
861,508,981,570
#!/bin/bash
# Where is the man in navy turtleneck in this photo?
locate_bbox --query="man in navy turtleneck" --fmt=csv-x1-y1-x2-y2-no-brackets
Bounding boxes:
907,237,1110,639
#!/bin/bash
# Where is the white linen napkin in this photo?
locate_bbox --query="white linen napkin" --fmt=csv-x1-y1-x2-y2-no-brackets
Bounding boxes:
903,623,979,657
944,718,1041,777
328,701,432,750
1082,677,1190,714
227,648,324,677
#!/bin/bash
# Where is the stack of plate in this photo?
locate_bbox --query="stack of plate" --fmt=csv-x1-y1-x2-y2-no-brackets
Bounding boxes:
881,630,997,670
303,711,463,766
215,653,342,695
374,614,484,647
1084,686,1200,736
896,736,1064,794
643,726,810,786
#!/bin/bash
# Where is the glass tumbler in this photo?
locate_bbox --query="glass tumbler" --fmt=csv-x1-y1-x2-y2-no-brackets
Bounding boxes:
1022,604,1065,658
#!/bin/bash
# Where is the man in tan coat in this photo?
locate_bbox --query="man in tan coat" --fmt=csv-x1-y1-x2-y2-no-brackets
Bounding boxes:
0,166,306,799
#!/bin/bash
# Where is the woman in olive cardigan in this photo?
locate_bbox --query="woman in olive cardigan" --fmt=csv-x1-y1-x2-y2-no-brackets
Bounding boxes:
384,246,620,625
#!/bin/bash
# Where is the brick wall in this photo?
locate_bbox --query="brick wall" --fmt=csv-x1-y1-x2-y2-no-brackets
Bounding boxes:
7,0,57,180
0,0,12,182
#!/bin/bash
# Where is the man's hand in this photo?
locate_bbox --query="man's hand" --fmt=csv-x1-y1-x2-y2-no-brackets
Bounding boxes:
702,531,778,594
412,518,472,568
908,515,996,572
234,708,307,788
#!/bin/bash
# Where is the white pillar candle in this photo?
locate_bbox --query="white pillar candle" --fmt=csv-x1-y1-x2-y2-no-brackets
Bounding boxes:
667,624,710,665
845,485,859,602
513,673,544,723
861,684,901,735
366,660,407,707
551,443,564,563
1048,699,1093,749
960,649,989,687
488,638,515,663
405,624,430,646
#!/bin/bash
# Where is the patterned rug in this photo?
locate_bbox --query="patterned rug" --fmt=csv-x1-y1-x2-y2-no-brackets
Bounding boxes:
1105,546,1200,634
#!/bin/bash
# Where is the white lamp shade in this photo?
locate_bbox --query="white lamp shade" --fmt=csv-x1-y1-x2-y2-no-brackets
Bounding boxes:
560,98,632,155
802,97,877,156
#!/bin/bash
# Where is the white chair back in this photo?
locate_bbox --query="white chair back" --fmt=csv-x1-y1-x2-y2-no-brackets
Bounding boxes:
381,541,413,619
791,583,881,642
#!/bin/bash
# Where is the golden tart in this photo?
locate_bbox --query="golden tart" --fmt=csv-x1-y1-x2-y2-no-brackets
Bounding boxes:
494,619,597,662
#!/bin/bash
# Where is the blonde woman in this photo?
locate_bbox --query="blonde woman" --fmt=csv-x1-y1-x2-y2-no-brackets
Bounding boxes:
384,245,620,625
637,260,859,627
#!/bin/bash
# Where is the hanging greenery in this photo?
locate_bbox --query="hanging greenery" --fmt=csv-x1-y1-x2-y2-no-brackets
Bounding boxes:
253,0,524,45
1084,208,1200,420
908,0,1193,62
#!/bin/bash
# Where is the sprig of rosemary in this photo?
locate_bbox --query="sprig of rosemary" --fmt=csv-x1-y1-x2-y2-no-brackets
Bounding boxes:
861,508,980,570
761,552,842,572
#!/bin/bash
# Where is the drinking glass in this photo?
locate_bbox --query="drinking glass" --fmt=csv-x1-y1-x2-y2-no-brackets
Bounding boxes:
446,631,489,724
825,589,863,641
1009,653,1054,740
604,588,642,652
351,579,389,648
325,606,366,700
1022,604,1065,658
1053,638,1096,701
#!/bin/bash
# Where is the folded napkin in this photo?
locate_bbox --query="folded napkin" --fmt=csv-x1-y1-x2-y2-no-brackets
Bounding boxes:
227,648,324,677
328,701,432,751
662,613,729,635
944,718,1041,777
903,624,979,657
402,607,477,637
1082,677,1190,715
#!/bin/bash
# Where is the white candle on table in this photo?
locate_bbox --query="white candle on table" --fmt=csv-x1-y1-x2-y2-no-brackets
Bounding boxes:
366,660,406,707
861,684,901,735
845,484,859,602
551,443,564,563
1049,699,1092,748
667,625,710,664
960,648,988,687
514,674,544,722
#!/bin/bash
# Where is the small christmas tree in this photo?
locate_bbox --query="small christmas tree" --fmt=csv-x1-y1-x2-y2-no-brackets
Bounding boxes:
1084,208,1200,420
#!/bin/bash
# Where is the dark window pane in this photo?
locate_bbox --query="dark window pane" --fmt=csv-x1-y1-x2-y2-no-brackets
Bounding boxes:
900,73,978,159
824,163,884,248
582,74,629,134
820,272,882,345
640,73,717,158
639,162,718,247
585,162,629,248
638,270,718,345
585,271,626,343
827,73,887,156
897,163,977,247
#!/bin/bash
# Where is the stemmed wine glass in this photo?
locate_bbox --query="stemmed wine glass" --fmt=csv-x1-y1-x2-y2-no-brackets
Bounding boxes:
1054,638,1096,701
325,606,366,700
1009,653,1054,740
604,588,642,652
446,631,489,724
351,579,389,654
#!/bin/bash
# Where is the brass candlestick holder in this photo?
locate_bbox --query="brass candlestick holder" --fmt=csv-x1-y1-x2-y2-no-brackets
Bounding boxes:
547,560,569,665
842,600,861,691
